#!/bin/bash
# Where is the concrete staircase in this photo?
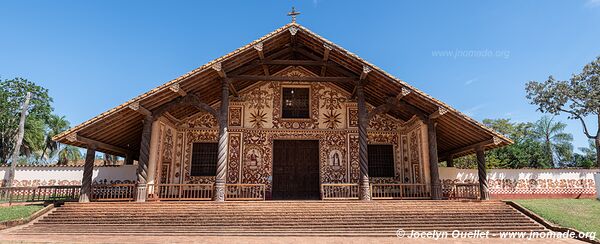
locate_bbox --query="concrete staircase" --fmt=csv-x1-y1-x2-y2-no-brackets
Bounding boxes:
16,201,547,236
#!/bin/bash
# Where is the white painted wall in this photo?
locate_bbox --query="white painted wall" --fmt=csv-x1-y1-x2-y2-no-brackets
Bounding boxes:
0,165,137,187
595,173,600,199
440,167,599,195
440,167,599,182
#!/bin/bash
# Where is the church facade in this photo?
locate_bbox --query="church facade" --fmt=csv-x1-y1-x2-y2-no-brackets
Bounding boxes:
54,22,511,202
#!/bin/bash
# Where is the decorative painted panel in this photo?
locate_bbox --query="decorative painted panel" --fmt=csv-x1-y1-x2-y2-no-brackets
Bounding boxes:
229,107,243,127
227,132,242,184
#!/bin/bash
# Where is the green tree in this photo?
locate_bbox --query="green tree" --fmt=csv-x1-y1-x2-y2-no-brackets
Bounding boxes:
526,56,600,167
0,78,52,164
58,145,82,165
39,114,70,162
572,140,597,168
482,118,548,169
531,116,573,167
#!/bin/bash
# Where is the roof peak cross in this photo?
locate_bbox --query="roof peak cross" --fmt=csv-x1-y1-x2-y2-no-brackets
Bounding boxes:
287,7,301,23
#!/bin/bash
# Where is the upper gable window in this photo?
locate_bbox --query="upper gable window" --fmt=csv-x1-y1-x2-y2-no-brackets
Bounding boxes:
282,88,310,119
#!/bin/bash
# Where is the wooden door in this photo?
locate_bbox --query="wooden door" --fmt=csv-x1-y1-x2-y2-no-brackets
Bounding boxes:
272,140,320,200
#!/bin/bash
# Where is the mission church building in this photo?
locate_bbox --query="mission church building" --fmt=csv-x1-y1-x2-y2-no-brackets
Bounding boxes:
53,16,511,202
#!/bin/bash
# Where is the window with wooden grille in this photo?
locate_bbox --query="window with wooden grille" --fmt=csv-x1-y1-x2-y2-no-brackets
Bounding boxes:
282,87,310,119
368,144,395,177
190,143,218,176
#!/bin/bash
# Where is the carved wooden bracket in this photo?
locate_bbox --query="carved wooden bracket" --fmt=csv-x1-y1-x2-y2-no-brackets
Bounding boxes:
128,101,152,117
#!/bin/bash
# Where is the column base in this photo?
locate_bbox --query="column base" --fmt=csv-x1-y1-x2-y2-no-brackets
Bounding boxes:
136,184,147,202
430,182,442,200
214,182,225,202
79,193,90,203
359,184,371,201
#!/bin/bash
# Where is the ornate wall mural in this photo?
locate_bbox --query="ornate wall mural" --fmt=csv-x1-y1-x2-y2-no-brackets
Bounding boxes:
155,66,430,198
241,131,272,190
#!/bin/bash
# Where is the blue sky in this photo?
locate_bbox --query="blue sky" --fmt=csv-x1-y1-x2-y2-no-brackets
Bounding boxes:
1,1,599,151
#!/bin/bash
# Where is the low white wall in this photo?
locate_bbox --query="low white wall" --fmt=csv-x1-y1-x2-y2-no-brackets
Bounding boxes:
595,173,600,200
440,167,599,195
0,165,137,187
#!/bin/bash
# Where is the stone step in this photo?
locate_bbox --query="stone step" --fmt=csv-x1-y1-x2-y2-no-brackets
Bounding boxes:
18,200,548,236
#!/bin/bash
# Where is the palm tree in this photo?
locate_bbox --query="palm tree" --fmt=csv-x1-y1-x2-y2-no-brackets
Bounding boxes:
58,145,82,165
532,116,574,167
39,115,69,163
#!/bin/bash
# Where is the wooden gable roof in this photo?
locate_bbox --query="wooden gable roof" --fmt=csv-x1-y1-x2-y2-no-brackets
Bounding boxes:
53,22,512,160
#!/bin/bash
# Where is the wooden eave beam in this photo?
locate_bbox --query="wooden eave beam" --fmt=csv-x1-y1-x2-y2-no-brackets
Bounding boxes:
67,133,131,156
212,62,227,78
429,106,449,120
229,75,356,83
152,93,219,121
292,45,359,78
440,137,502,159
367,93,428,121
228,47,293,76
264,60,326,66
396,87,412,101
351,66,373,99
360,65,372,81
321,44,332,76
169,83,187,97
127,102,151,117
254,42,270,76
289,26,298,46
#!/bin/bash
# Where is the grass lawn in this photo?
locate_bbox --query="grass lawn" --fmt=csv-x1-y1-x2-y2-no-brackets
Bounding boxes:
0,205,44,222
514,199,600,236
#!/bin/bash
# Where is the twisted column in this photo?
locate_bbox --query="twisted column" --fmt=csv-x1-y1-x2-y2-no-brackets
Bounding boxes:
356,84,371,200
79,145,96,203
135,115,153,202
476,147,489,200
215,78,229,202
427,119,442,200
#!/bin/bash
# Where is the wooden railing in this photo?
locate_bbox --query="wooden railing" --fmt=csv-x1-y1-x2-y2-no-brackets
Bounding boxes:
371,183,431,199
150,183,213,201
91,184,136,201
0,185,80,204
225,184,266,200
321,183,359,200
444,183,479,200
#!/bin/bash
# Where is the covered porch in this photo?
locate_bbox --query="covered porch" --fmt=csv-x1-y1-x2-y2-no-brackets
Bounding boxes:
51,23,510,203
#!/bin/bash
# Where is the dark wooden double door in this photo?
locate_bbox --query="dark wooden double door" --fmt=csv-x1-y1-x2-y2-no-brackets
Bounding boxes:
272,140,320,200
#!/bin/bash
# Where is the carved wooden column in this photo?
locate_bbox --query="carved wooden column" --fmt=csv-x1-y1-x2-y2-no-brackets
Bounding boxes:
446,155,454,168
125,153,134,165
476,147,489,200
356,83,371,200
79,145,96,203
136,115,153,202
427,119,442,200
214,78,229,202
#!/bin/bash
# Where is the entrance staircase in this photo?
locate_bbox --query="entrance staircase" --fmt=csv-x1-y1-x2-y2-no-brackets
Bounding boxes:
16,201,547,236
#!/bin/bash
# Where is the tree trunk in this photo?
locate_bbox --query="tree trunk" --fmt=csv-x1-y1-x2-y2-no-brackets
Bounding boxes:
7,92,31,187
596,137,600,168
